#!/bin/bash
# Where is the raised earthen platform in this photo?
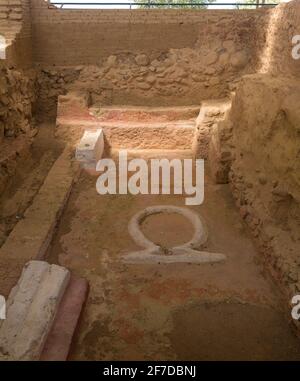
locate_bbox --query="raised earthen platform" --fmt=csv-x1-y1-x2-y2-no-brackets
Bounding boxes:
56,92,199,156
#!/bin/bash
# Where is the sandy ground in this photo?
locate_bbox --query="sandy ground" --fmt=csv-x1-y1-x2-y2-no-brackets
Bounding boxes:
46,169,300,360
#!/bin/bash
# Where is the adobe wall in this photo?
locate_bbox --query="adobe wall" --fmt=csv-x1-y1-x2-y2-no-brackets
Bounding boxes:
1,1,297,121
0,1,35,143
28,1,270,113
0,0,32,67
30,2,268,66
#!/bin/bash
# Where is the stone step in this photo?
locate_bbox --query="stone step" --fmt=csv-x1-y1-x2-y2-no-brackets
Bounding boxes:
101,121,195,150
91,105,200,122
56,97,199,151
110,148,193,160
75,128,104,165
57,119,195,150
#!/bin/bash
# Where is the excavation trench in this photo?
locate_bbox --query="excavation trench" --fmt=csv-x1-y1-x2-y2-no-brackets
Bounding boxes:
1,104,300,360
0,0,299,362
47,105,300,360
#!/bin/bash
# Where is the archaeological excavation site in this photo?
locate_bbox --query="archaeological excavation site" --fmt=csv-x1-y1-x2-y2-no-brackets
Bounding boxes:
0,0,300,363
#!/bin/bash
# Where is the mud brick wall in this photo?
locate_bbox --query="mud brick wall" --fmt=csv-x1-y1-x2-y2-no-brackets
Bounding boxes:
30,3,268,66
0,0,32,67
0,0,22,21
30,1,270,109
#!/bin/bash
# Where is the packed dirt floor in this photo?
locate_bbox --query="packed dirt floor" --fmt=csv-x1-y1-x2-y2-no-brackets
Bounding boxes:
44,166,300,360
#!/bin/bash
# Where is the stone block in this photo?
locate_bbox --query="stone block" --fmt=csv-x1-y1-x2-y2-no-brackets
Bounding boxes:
0,261,70,360
76,129,104,166
8,13,22,20
0,13,8,19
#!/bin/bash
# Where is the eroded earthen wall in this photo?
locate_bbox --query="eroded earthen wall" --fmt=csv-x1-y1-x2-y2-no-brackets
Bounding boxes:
259,0,300,77
0,63,35,142
30,1,270,112
229,75,300,298
216,1,300,301
0,63,36,198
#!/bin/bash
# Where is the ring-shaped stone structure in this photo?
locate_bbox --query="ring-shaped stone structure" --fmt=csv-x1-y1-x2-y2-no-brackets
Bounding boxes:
123,205,226,264
128,205,207,252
